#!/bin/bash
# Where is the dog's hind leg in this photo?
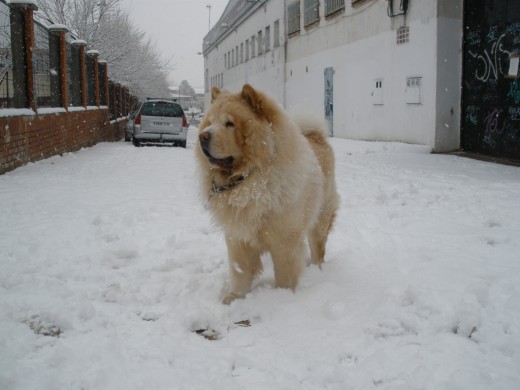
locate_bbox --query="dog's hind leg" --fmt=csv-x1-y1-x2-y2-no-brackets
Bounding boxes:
223,237,263,304
308,203,337,267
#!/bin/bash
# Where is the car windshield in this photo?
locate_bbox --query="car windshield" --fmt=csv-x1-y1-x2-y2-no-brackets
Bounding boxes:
140,102,183,117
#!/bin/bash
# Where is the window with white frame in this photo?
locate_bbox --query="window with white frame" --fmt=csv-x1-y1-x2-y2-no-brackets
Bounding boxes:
304,0,319,27
240,42,244,62
324,0,344,16
251,35,256,57
288,1,300,36
245,39,250,60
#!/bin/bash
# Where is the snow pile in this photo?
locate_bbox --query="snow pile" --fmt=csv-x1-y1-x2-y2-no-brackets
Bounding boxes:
1,129,519,389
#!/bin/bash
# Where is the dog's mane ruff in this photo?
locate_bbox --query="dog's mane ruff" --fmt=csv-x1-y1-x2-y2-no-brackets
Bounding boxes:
287,108,329,137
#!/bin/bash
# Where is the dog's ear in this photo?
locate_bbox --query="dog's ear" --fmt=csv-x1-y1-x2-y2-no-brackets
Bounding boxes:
211,87,221,102
241,84,262,112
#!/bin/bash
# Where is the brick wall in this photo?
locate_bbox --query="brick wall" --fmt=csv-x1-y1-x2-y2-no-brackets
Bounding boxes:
0,108,126,174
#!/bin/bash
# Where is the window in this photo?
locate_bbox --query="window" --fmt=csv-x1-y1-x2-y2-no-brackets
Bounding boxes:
324,0,344,16
258,30,263,55
396,26,409,44
274,20,280,47
288,1,301,36
240,42,244,62
265,25,271,51
232,48,235,67
304,0,319,27
236,45,239,65
246,39,250,60
251,35,256,58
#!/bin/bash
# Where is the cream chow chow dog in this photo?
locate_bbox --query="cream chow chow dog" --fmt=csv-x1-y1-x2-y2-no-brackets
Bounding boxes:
196,84,339,304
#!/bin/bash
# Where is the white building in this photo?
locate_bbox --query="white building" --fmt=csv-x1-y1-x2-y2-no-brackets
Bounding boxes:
203,0,286,105
202,0,520,158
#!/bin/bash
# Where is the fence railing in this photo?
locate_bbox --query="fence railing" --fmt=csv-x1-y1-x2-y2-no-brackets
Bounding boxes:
0,0,139,118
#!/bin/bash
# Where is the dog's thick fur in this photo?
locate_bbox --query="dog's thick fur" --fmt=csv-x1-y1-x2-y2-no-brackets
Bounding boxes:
196,84,339,304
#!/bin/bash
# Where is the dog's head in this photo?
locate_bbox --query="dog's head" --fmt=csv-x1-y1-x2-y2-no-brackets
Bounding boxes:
197,84,277,177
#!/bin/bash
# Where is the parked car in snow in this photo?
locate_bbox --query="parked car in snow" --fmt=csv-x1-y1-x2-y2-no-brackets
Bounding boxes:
124,112,137,142
132,99,189,148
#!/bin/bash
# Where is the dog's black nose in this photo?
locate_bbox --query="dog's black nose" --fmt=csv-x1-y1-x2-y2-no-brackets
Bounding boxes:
199,131,210,148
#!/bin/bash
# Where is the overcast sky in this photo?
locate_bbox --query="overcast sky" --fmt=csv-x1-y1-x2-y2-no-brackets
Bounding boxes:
119,0,229,90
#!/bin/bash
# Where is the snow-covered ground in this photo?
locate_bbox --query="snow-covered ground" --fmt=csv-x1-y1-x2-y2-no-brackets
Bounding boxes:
1,128,519,389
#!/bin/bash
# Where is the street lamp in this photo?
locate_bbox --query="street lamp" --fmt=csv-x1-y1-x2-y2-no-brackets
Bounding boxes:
206,5,211,31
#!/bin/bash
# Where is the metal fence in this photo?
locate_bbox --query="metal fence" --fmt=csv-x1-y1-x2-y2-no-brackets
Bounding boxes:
0,0,135,118
0,1,13,108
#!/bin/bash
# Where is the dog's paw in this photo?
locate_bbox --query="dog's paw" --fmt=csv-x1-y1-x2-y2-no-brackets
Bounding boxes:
222,292,243,305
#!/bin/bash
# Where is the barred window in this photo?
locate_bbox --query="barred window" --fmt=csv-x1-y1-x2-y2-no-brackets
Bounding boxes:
34,21,52,107
324,0,345,16
288,1,300,36
304,0,319,27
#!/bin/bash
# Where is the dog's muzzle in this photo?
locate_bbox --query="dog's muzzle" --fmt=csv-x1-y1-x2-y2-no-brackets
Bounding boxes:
199,132,234,168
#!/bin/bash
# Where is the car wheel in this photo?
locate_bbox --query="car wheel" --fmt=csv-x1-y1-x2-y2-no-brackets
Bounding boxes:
133,139,141,147
178,140,187,148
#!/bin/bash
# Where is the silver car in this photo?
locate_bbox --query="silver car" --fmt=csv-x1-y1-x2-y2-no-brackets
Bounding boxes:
132,99,189,148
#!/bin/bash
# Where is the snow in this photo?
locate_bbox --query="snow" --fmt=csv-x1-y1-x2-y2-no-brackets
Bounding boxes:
1,128,519,389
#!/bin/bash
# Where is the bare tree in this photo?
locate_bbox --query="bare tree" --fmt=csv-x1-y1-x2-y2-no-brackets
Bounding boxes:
36,0,173,99
179,80,195,97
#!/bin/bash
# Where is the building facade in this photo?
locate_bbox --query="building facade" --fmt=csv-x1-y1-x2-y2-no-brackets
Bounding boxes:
202,0,520,158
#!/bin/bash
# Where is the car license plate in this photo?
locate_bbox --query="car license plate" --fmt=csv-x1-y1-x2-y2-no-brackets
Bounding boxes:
153,121,170,126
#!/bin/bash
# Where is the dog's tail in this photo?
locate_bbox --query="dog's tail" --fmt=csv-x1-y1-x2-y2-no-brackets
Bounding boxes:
288,108,330,138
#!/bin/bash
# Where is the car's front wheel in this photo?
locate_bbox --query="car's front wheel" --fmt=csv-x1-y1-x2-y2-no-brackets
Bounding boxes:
133,138,141,147
178,140,187,148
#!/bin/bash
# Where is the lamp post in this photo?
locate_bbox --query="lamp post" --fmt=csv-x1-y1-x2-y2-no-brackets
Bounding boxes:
206,4,211,31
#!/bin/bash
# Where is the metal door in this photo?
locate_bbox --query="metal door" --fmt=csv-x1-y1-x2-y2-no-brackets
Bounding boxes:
462,0,520,159
324,67,334,137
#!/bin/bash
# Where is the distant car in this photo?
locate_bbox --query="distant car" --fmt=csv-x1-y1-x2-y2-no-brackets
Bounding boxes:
132,99,189,148
124,112,136,142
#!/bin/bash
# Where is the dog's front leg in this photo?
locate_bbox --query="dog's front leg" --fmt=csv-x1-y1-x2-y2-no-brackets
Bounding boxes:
222,237,263,304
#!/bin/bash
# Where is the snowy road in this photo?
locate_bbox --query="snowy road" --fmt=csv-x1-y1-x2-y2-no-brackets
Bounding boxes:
1,128,520,389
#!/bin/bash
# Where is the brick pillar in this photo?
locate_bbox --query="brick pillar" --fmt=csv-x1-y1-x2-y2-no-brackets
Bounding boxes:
49,25,69,109
11,1,38,110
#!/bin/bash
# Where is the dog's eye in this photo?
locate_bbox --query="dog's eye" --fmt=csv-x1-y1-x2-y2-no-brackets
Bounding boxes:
225,121,234,128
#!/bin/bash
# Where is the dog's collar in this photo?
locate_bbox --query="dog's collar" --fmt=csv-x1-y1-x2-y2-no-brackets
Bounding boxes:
209,172,250,197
